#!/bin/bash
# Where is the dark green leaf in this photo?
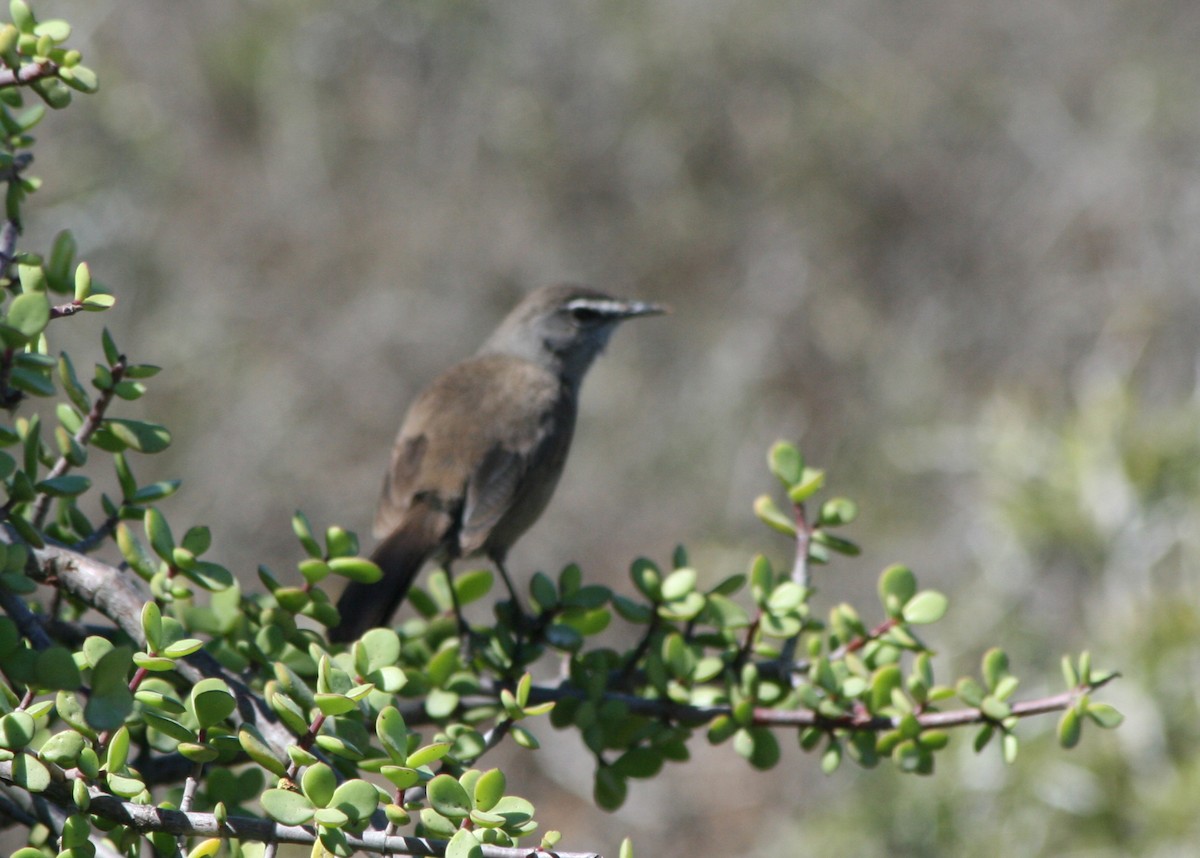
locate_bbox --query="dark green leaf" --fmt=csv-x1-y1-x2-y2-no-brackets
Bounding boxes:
103,419,170,454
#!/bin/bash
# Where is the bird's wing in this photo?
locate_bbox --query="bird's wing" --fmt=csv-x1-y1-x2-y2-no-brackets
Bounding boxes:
375,354,571,558
374,433,427,538
458,364,575,557
459,445,527,553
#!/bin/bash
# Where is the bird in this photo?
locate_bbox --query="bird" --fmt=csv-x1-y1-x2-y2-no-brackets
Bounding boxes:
330,284,666,642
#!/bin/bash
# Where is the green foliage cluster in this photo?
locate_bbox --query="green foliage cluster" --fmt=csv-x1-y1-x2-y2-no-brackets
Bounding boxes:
0,4,1121,857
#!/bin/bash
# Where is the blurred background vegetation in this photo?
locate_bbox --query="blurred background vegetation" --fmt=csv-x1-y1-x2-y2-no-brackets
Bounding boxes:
22,0,1200,854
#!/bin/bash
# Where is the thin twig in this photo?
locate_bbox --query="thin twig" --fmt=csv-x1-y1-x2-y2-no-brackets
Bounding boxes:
790,501,811,591
32,355,128,528
0,583,54,649
50,300,85,319
778,499,812,674
71,510,122,554
0,60,59,88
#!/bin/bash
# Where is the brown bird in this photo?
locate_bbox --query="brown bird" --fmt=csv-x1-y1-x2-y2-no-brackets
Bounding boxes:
330,284,666,642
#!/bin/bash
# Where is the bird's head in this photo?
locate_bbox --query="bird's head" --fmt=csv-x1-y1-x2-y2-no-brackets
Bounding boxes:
481,284,668,383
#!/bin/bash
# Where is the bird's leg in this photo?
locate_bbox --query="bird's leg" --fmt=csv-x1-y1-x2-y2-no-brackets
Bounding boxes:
494,557,534,672
444,565,473,642
494,557,525,615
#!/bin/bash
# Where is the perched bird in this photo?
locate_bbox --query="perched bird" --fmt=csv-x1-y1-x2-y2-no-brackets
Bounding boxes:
330,284,666,642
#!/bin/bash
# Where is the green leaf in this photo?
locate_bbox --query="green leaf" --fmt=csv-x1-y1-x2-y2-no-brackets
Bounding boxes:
5,291,49,339
993,675,1020,701
139,602,163,652
660,567,697,601
818,497,858,526
32,18,69,41
1002,732,1019,764
125,363,161,380
185,839,223,858
956,677,985,708
11,752,50,792
72,260,90,301
325,525,357,557
0,711,36,749
473,768,506,812
238,725,287,777
315,693,357,717
9,364,55,396
812,530,861,556
179,560,234,591
261,789,315,826
57,353,90,411
298,558,329,585
766,581,805,614
181,525,211,556
753,494,796,536
982,648,1009,691
360,627,402,672
330,778,380,823
1086,703,1124,729
144,508,174,561
428,773,473,820
630,557,661,601
142,711,196,744
291,510,322,558
35,474,90,497
301,762,337,808
453,568,493,605
9,1,33,32
106,770,146,798
188,678,236,729
768,441,804,486
878,564,916,617
106,725,130,772
61,64,99,95
820,738,842,774
901,590,948,625
613,747,664,779
1061,654,1079,689
1056,706,1081,748
612,594,652,623
380,766,420,791
406,741,452,769
979,696,1011,721
178,741,219,764
788,467,826,503
328,557,382,583
99,328,119,366
85,646,133,730
38,730,85,767
129,480,181,504
594,764,627,811
34,645,82,689
376,706,409,763
445,829,483,858
102,418,171,453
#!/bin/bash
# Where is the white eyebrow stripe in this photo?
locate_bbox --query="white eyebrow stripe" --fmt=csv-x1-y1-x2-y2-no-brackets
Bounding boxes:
566,298,627,314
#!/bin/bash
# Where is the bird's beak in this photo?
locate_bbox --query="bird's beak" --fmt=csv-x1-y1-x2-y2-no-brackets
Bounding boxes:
615,299,670,319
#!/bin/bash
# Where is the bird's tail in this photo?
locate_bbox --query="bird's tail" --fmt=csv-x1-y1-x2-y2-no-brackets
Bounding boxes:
329,515,443,643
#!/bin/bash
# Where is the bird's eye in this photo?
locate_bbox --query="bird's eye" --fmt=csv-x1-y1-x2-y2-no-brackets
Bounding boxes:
569,306,602,325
